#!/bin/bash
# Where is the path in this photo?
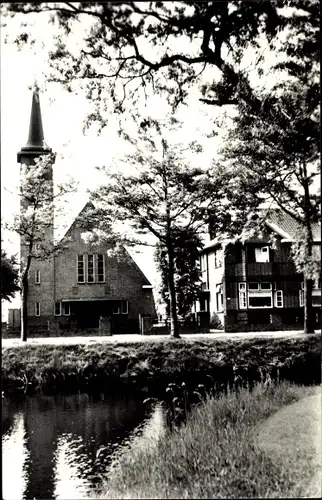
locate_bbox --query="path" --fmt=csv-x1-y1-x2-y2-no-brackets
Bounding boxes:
2,330,319,348
257,388,322,497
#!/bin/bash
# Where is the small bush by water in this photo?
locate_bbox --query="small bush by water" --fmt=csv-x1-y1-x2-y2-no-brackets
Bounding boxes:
94,382,320,499
2,334,321,396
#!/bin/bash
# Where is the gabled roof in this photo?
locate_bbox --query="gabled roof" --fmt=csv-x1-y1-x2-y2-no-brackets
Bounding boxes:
61,201,152,286
267,210,321,242
203,210,321,251
62,201,96,239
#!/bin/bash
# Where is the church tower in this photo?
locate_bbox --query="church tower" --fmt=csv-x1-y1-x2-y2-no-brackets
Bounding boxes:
17,84,56,334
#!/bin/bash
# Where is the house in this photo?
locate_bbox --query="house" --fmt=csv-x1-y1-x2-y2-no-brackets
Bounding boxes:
194,212,321,332
9,85,156,336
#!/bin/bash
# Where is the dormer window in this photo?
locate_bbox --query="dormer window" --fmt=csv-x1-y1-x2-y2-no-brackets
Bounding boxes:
255,246,270,263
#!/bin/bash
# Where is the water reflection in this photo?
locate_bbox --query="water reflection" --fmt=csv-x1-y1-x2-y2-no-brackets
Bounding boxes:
2,393,164,499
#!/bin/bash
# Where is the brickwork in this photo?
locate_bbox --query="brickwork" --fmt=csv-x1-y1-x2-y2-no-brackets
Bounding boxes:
23,208,156,335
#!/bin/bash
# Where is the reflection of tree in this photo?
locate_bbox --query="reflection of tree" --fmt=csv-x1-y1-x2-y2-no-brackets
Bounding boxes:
5,394,150,499
54,395,149,490
23,396,58,500
2,398,23,438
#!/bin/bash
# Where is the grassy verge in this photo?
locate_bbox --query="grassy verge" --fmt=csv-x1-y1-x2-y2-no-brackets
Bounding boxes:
2,334,321,395
94,382,320,499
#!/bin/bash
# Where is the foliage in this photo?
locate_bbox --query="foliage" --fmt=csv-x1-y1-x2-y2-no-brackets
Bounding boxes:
1,249,20,301
95,382,319,499
155,227,203,320
216,1,320,332
90,119,228,337
2,334,320,396
3,154,76,341
2,2,314,124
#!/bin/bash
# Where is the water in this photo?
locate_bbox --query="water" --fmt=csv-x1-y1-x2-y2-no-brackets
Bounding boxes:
2,393,165,499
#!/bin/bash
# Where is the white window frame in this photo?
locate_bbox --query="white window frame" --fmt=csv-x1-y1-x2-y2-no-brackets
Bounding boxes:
214,248,223,268
299,290,304,307
77,255,85,283
248,282,272,309
62,303,70,316
275,290,283,308
97,254,105,283
216,284,223,312
255,246,270,263
35,302,40,316
35,269,41,284
54,302,61,316
121,300,128,314
87,254,95,283
238,283,247,309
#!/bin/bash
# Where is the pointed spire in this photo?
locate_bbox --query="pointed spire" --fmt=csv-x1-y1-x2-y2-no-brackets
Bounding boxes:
17,82,51,162
25,81,49,150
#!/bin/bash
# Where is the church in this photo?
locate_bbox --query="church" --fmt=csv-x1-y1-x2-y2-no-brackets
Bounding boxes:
9,86,157,336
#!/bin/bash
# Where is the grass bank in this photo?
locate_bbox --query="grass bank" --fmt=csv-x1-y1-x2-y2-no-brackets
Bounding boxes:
2,334,321,396
94,382,320,499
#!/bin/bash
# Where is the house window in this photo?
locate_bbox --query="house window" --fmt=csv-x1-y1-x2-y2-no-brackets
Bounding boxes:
275,290,283,308
35,270,40,284
121,300,128,314
200,254,207,271
255,246,270,263
87,254,95,283
62,303,70,316
216,284,223,312
77,255,85,283
35,302,40,316
199,296,208,312
113,302,120,314
299,290,304,307
54,302,61,316
238,283,247,309
248,282,272,308
97,254,105,282
214,248,223,268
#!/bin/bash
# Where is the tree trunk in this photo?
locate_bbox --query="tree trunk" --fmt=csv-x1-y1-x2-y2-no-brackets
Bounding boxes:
21,275,28,342
167,244,180,338
302,162,315,334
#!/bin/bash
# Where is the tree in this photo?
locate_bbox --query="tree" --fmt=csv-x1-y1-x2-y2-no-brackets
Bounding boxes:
1,249,20,302
4,154,76,341
2,2,306,122
89,120,227,337
219,2,320,333
155,227,203,322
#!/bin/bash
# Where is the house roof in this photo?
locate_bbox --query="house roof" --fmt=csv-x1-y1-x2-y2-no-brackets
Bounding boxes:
203,210,321,251
267,210,321,242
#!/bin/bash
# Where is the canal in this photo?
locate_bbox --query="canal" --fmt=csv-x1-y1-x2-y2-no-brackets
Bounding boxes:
2,393,165,499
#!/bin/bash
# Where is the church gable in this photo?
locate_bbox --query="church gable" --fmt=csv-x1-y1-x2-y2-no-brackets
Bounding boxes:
58,201,152,287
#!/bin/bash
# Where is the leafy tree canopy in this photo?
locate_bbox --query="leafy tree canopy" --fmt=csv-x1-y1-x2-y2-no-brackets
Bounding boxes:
3,1,318,128
1,249,20,302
